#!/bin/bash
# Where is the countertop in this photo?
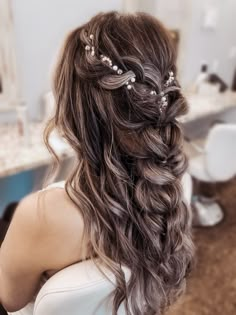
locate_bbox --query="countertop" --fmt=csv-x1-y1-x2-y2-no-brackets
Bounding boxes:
181,91,236,123
0,122,74,178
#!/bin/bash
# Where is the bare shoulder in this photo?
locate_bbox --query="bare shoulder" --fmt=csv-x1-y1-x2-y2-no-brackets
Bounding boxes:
0,188,85,310
17,187,83,234
37,187,83,229
12,187,85,269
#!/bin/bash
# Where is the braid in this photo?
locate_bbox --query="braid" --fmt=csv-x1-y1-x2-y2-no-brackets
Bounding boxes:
46,11,194,315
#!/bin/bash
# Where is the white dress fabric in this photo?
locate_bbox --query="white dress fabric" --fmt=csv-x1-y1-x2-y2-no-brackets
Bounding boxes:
8,303,34,315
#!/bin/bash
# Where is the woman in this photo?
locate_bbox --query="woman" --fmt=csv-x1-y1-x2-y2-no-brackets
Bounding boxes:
0,11,193,315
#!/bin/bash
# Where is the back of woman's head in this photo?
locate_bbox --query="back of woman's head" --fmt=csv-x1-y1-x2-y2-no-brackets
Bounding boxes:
45,11,194,315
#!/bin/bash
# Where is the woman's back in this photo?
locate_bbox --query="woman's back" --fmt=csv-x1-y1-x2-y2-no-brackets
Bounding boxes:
1,11,194,315
1,181,86,314
7,173,191,315
37,181,88,278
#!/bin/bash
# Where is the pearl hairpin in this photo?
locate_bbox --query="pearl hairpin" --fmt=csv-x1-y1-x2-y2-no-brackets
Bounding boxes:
85,34,127,83
100,55,112,67
150,71,175,113
85,34,95,57
159,94,168,113
100,54,124,77
150,90,167,112
165,71,174,87
125,76,136,90
84,32,175,100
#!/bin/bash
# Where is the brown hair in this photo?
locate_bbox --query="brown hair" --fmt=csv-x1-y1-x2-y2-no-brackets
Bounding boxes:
44,11,194,315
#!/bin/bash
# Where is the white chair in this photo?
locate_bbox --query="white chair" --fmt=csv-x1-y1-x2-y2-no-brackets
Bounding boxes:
188,124,236,226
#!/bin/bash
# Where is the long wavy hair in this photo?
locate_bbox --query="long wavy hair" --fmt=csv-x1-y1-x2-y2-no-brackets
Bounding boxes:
44,11,194,315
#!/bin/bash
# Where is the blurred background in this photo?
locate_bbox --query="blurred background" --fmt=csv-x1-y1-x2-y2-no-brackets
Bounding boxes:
0,1,236,314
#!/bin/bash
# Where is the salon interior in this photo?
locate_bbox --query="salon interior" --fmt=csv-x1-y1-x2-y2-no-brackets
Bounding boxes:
0,0,236,314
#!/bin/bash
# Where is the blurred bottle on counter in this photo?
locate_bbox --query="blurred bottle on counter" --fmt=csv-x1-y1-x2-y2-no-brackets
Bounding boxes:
195,63,209,93
194,62,223,96
16,103,30,146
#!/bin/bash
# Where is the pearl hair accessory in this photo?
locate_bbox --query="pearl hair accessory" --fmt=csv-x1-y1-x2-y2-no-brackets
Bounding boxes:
164,71,174,87
84,33,175,99
84,33,136,90
125,76,136,90
159,92,168,113
85,33,124,75
85,34,95,56
150,71,175,113
99,53,136,90
99,54,124,77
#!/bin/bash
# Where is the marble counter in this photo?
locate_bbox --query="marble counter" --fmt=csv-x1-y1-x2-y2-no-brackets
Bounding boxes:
0,122,74,178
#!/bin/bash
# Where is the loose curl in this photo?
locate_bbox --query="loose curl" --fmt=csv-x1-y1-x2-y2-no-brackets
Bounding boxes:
44,12,194,315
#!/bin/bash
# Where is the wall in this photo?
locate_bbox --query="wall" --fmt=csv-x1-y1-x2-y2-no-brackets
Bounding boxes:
153,0,192,85
123,0,236,88
11,0,122,120
123,0,157,14
174,0,236,86
3,0,236,122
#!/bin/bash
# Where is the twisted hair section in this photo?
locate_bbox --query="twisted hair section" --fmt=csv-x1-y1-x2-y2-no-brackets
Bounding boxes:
44,11,194,315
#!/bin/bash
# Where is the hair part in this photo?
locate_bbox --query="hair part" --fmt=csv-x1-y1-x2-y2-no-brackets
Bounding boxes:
44,11,194,315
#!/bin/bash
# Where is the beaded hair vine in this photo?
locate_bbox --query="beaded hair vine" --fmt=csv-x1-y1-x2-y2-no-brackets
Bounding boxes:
84,33,175,113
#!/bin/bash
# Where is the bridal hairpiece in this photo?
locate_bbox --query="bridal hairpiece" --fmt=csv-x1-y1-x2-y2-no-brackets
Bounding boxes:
85,33,175,112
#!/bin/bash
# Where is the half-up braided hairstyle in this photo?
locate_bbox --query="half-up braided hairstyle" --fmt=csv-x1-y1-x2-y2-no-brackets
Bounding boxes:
44,11,194,315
